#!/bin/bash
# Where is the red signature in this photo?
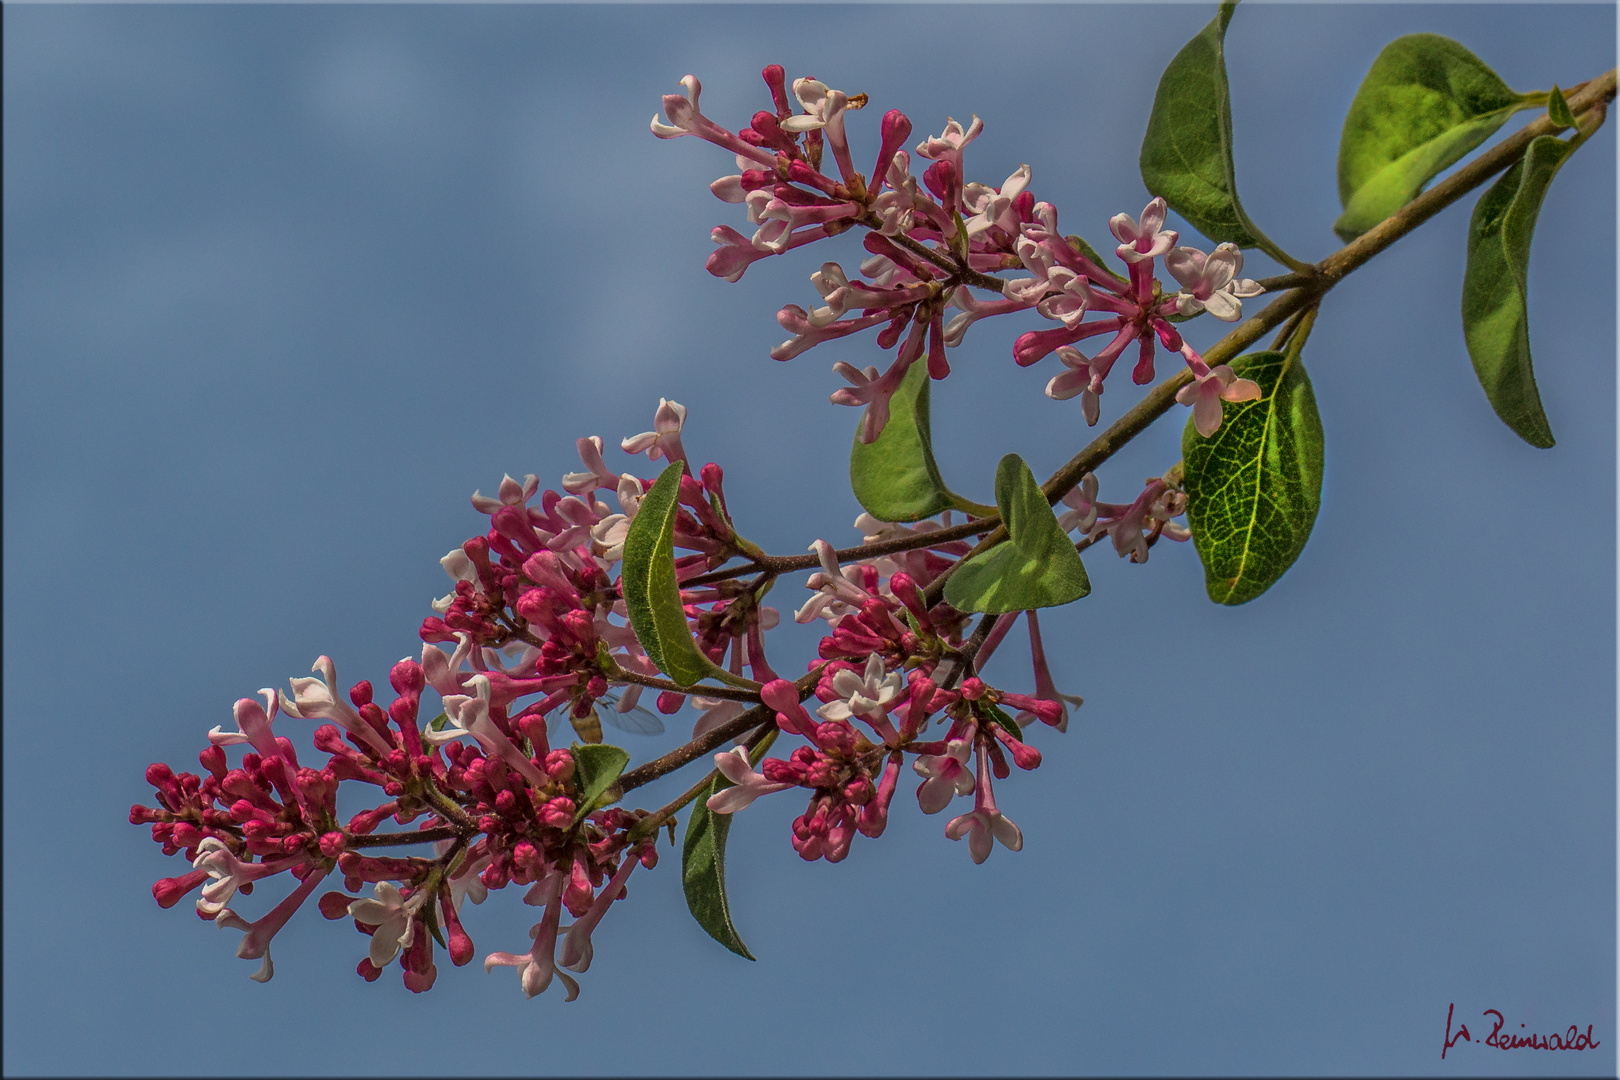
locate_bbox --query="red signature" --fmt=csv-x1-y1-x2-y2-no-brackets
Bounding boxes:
1443,1002,1602,1059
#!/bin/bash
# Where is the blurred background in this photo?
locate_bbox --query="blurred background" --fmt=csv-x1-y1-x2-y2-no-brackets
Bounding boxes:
4,4,1613,1076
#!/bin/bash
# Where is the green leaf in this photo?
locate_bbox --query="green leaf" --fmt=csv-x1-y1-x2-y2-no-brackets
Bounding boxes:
620,460,716,687
1182,346,1325,605
682,775,754,960
944,455,1090,614
1334,34,1528,241
1139,1,1264,248
1547,85,1576,129
849,360,952,522
982,702,1023,744
427,712,448,732
1461,133,1572,449
570,743,630,820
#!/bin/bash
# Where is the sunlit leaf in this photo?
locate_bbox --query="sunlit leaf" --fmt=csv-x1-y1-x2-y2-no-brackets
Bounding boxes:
1182,345,1324,605
1334,34,1528,241
1461,133,1573,449
944,455,1089,614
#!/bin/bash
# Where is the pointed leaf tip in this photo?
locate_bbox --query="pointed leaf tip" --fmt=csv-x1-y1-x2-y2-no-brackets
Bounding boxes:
1461,133,1572,449
682,775,755,960
944,454,1089,614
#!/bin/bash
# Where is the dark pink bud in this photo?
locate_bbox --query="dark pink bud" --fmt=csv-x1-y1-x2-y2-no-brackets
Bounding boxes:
152,869,208,909
318,890,354,919
319,831,347,858
198,745,228,781
959,677,987,701
349,680,374,707
544,749,575,782
656,690,686,714
762,64,791,119
1132,334,1156,385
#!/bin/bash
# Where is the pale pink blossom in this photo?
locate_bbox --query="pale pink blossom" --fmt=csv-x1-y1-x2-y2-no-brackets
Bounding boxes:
817,652,904,744
1175,364,1263,437
620,398,688,465
191,839,300,917
650,75,776,167
471,473,540,515
707,746,796,814
944,742,1022,863
485,870,577,1000
1165,243,1264,321
561,436,619,495
1109,196,1177,264
913,738,974,814
1055,472,1100,534
278,657,396,758
962,164,1031,237
348,882,426,969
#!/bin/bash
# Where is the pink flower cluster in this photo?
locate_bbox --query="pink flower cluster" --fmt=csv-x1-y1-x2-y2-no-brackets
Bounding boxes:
653,66,1269,439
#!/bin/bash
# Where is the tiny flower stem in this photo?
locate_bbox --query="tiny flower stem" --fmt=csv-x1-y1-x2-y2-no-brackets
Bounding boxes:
346,825,466,849
617,667,821,794
611,667,762,703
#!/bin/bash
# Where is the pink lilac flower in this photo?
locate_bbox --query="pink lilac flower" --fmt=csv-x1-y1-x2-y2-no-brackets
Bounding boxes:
348,882,425,969
1109,196,1178,264
816,652,904,744
707,746,796,814
944,742,1023,864
621,398,688,465
1175,364,1263,437
1165,243,1264,322
913,737,975,814
485,870,577,1000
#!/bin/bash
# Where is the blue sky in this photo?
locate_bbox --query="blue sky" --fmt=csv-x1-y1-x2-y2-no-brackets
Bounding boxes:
3,4,1614,1076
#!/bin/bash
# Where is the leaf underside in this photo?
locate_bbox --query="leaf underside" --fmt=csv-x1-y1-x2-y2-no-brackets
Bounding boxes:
1461,134,1571,449
681,776,755,960
1182,349,1325,605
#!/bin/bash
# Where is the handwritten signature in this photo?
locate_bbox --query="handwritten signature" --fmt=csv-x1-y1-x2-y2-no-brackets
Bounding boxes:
1443,1003,1601,1059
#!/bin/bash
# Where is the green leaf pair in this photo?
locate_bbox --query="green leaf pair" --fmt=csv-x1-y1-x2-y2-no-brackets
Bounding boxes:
944,455,1090,615
1334,35,1535,241
1182,339,1325,606
1139,0,1272,250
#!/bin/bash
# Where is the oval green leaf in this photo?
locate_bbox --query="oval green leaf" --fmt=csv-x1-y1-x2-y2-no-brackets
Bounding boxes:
944,454,1090,614
682,774,754,960
1334,34,1528,241
620,460,716,687
1461,133,1572,449
1139,0,1264,248
570,743,630,822
1182,347,1324,605
850,360,952,522
1547,85,1576,130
